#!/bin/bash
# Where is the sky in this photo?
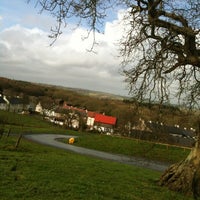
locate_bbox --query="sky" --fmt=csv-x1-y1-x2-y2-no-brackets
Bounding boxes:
0,0,129,96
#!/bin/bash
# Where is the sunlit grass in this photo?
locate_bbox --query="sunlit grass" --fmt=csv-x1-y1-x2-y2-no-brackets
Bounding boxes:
0,110,194,199
0,110,68,135
0,136,193,200
70,133,190,164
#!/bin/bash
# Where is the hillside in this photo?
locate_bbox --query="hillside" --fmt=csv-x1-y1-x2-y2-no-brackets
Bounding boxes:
45,84,126,100
0,76,199,141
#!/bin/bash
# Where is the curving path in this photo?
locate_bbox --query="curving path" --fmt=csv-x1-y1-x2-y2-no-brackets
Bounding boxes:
24,134,169,172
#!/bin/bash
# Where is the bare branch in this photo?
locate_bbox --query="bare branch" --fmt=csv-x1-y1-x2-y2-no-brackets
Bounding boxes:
30,0,200,107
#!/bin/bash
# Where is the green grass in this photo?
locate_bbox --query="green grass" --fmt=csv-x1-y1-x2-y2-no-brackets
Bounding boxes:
0,136,193,200
0,109,191,164
0,110,194,199
69,133,190,164
0,110,49,127
0,110,68,135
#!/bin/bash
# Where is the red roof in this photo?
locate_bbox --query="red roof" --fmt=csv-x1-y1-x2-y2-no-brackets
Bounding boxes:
63,102,117,126
63,103,86,114
87,111,96,118
94,113,117,125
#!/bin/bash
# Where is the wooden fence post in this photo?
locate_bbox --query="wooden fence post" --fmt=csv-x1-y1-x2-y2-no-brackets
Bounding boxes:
15,134,23,149
7,128,11,137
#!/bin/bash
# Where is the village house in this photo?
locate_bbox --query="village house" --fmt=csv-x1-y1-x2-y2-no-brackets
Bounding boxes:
0,93,30,113
86,111,95,129
62,102,117,133
35,102,43,114
87,111,117,134
0,95,8,111
8,97,24,113
62,103,87,129
37,101,117,133
46,108,65,126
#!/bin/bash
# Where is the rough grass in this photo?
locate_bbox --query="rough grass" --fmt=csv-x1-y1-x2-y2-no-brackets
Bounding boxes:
67,133,190,164
0,136,193,200
0,110,194,199
0,110,68,135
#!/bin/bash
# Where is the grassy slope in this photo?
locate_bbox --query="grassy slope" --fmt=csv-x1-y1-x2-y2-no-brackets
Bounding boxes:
0,110,68,135
0,110,193,199
66,133,190,164
0,136,192,200
0,110,191,163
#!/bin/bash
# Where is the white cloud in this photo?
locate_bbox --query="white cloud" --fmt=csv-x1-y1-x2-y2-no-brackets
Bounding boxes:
0,12,129,96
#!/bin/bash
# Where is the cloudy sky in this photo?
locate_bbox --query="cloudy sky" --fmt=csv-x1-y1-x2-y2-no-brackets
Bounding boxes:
0,0,130,96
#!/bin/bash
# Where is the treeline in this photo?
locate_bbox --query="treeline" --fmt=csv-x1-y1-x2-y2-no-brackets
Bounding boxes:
0,77,198,131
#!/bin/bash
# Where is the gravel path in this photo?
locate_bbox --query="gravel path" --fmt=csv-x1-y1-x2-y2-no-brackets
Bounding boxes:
24,134,169,172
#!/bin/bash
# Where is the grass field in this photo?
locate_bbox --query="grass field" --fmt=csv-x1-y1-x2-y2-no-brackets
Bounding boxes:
60,133,190,164
0,110,193,199
0,136,193,200
0,110,68,135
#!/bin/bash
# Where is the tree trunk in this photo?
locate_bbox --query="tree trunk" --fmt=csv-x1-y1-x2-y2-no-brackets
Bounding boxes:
159,140,200,198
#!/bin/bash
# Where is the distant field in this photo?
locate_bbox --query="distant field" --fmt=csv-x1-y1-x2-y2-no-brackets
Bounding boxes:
0,136,193,200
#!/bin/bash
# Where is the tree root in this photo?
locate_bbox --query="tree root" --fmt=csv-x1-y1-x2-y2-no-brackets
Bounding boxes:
159,160,196,195
159,146,200,199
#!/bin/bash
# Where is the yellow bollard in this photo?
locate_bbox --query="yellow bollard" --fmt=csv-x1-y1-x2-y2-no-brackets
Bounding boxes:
69,137,75,144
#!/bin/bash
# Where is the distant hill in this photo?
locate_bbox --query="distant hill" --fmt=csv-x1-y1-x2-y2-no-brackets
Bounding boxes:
0,76,130,115
35,82,128,101
0,76,198,134
0,76,127,100
52,86,126,100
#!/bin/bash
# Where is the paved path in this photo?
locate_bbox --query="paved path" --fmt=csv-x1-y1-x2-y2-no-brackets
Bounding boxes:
24,134,169,172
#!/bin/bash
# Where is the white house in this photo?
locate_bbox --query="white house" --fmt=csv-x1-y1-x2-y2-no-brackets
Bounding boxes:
0,95,8,110
35,102,43,113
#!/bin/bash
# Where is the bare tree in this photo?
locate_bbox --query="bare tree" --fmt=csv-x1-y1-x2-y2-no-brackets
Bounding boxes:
119,1,200,197
120,0,200,108
31,0,113,47
31,0,200,197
